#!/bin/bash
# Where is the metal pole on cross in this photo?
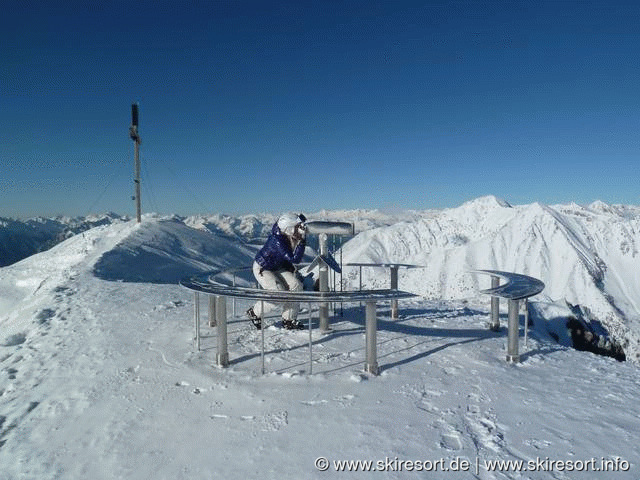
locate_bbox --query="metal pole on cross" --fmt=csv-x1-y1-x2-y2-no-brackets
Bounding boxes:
129,103,142,223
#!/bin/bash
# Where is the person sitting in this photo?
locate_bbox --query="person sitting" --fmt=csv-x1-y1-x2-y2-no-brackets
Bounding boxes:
246,213,307,330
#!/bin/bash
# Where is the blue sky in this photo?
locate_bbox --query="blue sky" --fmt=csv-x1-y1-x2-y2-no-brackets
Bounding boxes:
2,0,639,218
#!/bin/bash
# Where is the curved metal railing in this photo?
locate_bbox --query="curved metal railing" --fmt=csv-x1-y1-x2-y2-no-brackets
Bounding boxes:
179,266,545,373
470,269,545,362
472,269,545,300
180,266,418,375
181,270,416,303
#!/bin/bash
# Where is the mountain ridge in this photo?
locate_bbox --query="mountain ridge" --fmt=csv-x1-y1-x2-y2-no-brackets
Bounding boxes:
338,197,640,360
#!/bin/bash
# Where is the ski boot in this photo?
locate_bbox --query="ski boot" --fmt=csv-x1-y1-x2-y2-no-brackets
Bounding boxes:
282,319,305,330
246,307,262,330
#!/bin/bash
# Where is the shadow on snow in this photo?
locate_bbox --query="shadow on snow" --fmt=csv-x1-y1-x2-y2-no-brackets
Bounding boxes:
208,304,499,374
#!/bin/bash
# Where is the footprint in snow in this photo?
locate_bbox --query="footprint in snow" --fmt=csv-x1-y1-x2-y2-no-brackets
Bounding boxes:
301,399,329,406
261,411,288,431
440,431,463,451
2,333,26,347
35,308,56,326
464,410,506,453
210,414,229,419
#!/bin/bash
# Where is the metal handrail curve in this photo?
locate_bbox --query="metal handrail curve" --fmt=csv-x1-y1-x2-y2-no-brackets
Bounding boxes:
180,270,417,303
470,269,545,363
471,269,545,300
179,266,419,376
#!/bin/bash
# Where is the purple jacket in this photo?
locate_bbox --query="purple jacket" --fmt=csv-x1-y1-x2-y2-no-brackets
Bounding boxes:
255,222,305,272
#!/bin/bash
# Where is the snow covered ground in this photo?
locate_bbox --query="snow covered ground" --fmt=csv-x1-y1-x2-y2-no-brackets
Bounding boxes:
1,202,640,479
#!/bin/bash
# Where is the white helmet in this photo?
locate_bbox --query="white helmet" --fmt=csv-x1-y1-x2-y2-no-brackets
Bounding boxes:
277,213,305,236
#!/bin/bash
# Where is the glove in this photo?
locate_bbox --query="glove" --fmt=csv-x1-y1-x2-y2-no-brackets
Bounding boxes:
293,223,307,242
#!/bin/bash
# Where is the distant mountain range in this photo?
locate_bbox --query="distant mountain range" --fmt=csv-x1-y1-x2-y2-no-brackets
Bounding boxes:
0,208,417,267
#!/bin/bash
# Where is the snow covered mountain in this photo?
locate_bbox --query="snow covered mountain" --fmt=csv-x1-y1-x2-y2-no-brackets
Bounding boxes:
1,203,640,479
339,196,640,361
0,213,128,267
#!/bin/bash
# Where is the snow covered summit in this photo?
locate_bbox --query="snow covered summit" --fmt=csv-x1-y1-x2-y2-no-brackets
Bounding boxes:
1,204,640,479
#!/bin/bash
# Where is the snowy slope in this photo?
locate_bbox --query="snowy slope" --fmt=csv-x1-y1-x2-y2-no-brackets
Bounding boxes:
1,212,640,479
0,213,128,267
93,215,256,284
339,196,640,361
0,219,139,342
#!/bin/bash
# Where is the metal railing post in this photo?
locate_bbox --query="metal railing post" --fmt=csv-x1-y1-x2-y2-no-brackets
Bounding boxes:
261,300,265,375
390,266,399,319
194,292,200,351
318,233,330,332
339,244,344,317
506,299,520,363
359,265,363,310
523,299,529,348
365,301,379,375
215,296,229,367
232,273,237,317
489,275,500,331
308,302,313,374
208,296,216,327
